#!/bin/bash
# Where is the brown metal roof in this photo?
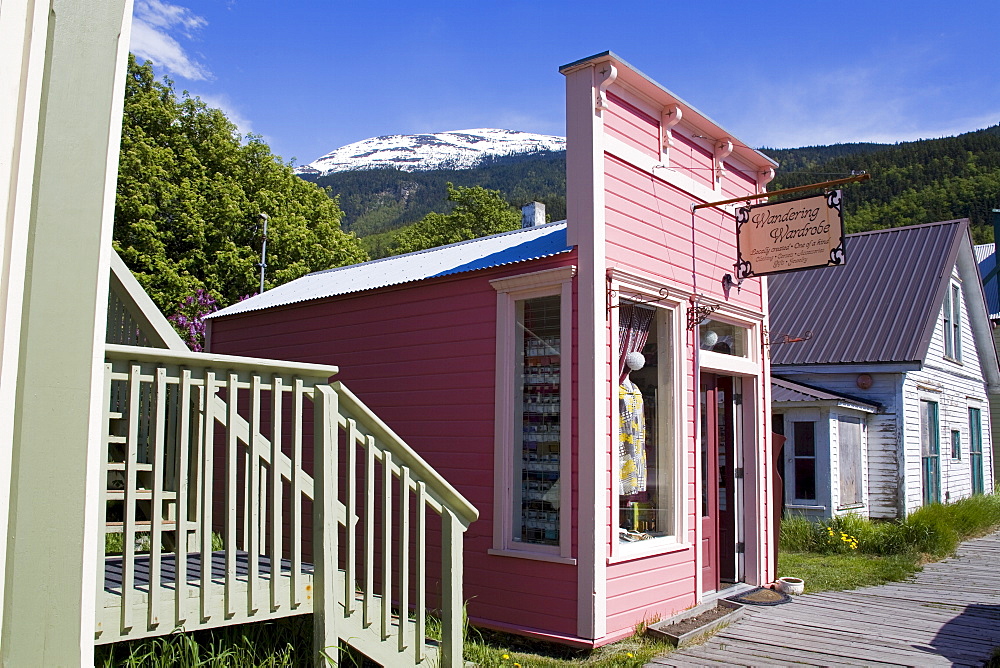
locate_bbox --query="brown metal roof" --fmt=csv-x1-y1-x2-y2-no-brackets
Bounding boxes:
769,219,968,366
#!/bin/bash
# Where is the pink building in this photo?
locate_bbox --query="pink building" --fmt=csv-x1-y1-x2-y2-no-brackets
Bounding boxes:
208,52,779,647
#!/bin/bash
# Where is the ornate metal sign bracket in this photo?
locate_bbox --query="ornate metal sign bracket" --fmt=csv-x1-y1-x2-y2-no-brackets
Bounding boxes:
763,329,813,358
606,275,672,314
686,296,719,330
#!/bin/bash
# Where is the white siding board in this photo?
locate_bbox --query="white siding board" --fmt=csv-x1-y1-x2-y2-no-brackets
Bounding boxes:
903,289,993,515
776,372,901,518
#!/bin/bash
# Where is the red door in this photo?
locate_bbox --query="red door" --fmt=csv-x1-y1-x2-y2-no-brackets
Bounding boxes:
700,373,736,592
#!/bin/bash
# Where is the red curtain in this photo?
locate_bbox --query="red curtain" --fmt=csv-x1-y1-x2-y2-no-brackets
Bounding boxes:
618,303,654,384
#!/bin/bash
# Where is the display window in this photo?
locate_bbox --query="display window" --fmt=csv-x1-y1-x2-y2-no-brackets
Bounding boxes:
515,295,562,547
490,266,574,561
699,319,748,357
616,300,679,548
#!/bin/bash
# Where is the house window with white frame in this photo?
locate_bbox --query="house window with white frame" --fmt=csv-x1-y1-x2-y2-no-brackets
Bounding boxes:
943,282,961,361
490,266,574,559
514,295,562,547
921,400,941,505
792,421,817,502
617,300,678,544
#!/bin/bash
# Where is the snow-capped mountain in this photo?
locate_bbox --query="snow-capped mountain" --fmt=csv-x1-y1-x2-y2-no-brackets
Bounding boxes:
294,128,566,177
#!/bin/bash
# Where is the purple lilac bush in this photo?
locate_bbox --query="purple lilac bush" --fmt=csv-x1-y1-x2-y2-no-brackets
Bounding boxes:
168,289,218,352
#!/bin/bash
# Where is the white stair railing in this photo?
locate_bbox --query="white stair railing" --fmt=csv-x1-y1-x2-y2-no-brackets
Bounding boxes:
100,344,477,667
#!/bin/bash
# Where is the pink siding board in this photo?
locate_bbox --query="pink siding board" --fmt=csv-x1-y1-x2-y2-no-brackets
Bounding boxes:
596,90,769,639
210,252,582,635
668,131,715,189
471,602,577,636
723,160,758,191
603,155,764,311
605,589,695,633
605,91,659,159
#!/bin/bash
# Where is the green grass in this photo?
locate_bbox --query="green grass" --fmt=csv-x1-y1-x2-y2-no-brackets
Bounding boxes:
778,490,1000,593
777,551,921,592
94,616,316,667
95,616,668,667
462,625,671,668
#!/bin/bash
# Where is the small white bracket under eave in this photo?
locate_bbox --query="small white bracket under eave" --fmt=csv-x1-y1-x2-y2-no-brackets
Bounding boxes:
758,167,776,191
595,62,617,115
714,138,733,189
661,104,682,163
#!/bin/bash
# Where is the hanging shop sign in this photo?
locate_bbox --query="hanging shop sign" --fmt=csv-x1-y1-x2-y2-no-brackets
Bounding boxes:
735,190,845,279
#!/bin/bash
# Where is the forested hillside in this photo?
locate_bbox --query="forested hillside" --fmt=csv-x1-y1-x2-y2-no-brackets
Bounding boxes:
305,151,566,237
766,125,1000,242
309,123,1000,255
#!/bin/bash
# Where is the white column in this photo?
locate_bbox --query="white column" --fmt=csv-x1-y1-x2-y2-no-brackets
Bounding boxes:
564,61,609,641
1,0,133,664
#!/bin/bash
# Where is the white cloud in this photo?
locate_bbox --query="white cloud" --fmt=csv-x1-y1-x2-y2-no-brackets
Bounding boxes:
130,0,210,81
196,93,257,137
731,44,999,149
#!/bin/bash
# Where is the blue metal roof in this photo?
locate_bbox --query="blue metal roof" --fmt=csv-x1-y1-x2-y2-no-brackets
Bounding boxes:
209,222,572,319
974,242,1000,320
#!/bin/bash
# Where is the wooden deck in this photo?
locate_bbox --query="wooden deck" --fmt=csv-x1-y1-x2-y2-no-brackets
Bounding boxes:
647,531,1000,667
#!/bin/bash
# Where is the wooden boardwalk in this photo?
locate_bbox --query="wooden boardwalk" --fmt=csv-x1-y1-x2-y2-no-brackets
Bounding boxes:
647,531,1000,667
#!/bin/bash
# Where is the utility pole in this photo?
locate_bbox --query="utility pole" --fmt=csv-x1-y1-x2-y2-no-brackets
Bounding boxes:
258,212,269,294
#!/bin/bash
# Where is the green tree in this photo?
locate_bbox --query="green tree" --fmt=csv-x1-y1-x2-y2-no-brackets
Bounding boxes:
115,55,367,312
390,183,521,254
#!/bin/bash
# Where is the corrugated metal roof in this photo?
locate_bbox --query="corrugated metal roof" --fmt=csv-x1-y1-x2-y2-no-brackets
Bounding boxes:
974,243,1000,320
209,222,572,319
770,219,968,366
771,377,879,412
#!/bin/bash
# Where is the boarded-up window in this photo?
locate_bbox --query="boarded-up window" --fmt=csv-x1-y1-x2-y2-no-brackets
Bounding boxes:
793,421,816,502
839,417,862,506
921,400,940,505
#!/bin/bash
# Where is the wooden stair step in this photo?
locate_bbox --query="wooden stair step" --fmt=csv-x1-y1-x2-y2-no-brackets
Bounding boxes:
104,520,185,533
105,490,177,501
105,462,153,471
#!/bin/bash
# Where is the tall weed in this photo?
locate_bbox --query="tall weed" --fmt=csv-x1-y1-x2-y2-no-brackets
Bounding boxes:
782,490,1000,558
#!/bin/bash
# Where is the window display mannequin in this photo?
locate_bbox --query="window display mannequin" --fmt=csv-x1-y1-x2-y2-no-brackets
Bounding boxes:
619,351,647,495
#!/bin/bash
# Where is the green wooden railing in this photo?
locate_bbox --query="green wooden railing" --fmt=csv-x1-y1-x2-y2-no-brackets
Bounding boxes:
99,344,477,667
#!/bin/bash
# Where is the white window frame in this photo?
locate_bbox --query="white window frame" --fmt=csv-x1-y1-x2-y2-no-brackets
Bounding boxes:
489,266,576,563
698,314,760,378
944,280,962,362
780,407,824,509
791,420,819,503
609,281,687,562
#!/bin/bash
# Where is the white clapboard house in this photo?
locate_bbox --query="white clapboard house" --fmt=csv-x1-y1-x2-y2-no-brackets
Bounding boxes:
770,219,999,520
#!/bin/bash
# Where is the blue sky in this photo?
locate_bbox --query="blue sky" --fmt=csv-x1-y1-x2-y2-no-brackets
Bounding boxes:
130,1,1000,166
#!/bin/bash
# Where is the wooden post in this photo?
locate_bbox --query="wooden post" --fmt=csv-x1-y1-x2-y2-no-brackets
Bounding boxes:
0,2,133,661
440,509,464,668
269,376,283,612
381,450,393,641
312,385,339,666
175,369,193,626
414,482,427,665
